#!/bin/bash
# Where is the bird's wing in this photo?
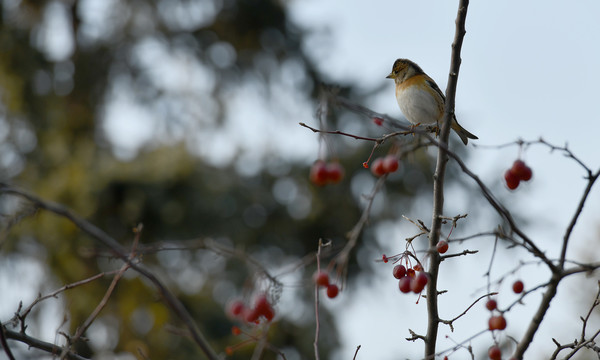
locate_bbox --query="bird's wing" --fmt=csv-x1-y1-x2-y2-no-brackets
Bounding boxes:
425,76,446,101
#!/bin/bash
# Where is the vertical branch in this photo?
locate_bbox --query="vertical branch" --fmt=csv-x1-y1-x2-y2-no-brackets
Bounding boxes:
425,0,470,357
314,240,324,360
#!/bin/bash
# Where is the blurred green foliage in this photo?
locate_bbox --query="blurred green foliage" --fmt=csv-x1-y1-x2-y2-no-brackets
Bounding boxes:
0,0,440,359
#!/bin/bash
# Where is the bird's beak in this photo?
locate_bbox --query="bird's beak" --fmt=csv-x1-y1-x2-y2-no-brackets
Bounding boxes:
386,73,394,79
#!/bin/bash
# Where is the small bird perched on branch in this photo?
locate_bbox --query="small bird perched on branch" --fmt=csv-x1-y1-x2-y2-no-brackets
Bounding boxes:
386,58,478,145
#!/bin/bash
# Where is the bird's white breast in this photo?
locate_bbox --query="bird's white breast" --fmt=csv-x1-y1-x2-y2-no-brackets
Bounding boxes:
396,85,441,125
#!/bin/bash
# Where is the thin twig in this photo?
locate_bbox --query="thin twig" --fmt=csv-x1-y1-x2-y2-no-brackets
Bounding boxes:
335,175,387,284
560,281,600,359
474,138,592,174
434,328,488,360
440,292,498,331
559,170,600,269
61,263,130,358
352,345,361,360
440,249,478,261
13,271,117,324
0,184,219,360
2,329,88,360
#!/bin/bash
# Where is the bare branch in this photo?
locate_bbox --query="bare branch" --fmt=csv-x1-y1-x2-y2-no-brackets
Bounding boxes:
406,328,426,342
512,275,559,359
560,170,600,268
12,271,116,325
440,292,498,331
335,174,387,283
0,324,16,360
440,249,478,261
0,184,219,360
61,263,130,358
299,122,409,143
425,1,470,357
2,328,88,360
352,345,361,360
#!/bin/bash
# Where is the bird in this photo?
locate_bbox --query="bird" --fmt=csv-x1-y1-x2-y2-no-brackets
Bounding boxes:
386,58,477,145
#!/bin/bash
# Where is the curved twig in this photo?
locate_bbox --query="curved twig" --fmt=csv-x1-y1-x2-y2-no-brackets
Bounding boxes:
0,184,219,360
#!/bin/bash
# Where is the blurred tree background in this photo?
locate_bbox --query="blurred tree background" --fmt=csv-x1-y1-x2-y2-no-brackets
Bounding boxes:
0,0,455,359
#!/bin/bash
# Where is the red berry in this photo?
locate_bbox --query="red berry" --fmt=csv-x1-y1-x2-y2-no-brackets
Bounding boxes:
413,264,423,272
245,308,259,323
504,169,520,190
521,166,532,181
406,268,416,278
488,315,507,330
488,345,502,360
231,325,242,336
415,272,428,287
393,264,407,279
382,155,399,173
262,305,275,321
511,160,531,181
310,161,329,186
371,157,386,177
326,162,344,184
399,276,411,293
314,271,330,287
326,284,339,298
512,280,524,294
225,346,234,356
382,254,388,263
486,299,497,311
373,117,384,126
250,294,275,322
254,295,270,313
228,300,245,317
436,240,449,254
411,272,428,293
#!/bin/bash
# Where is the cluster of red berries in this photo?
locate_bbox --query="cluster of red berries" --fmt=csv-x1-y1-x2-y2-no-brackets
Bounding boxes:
485,298,507,331
504,160,532,190
485,297,506,359
483,281,525,358
368,155,399,177
228,294,275,324
393,264,429,294
314,271,340,298
310,160,344,186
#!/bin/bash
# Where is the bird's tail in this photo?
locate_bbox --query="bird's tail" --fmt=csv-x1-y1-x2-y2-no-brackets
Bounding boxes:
451,120,478,145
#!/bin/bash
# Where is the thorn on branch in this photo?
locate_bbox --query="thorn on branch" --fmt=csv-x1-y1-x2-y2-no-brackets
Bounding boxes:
406,329,426,342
